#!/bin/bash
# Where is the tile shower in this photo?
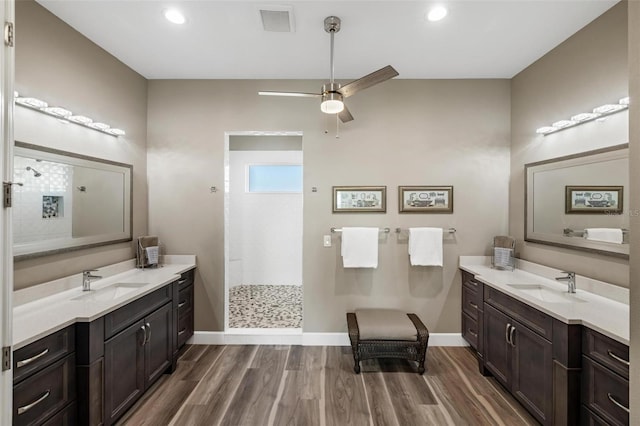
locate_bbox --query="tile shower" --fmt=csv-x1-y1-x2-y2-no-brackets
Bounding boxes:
13,156,73,243
227,140,303,329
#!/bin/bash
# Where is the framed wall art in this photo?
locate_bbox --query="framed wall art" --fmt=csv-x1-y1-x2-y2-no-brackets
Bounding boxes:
565,185,623,214
398,186,453,213
332,186,386,213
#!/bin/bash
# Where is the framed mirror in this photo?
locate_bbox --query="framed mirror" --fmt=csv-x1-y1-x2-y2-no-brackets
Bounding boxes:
13,141,132,259
525,144,629,258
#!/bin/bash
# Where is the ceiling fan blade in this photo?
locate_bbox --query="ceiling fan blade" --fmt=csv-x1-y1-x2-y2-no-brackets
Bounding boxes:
338,105,354,123
258,91,321,98
338,65,399,98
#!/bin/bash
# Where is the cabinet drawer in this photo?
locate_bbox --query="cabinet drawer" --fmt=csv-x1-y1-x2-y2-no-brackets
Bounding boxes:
13,354,76,426
583,327,629,380
581,405,611,426
42,401,77,426
462,312,479,350
177,311,194,348
178,284,193,316
484,286,553,341
178,269,194,290
462,285,481,320
13,325,75,384
581,355,629,426
104,284,172,339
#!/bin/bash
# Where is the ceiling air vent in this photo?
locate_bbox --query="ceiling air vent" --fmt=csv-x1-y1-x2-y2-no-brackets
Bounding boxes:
259,6,295,32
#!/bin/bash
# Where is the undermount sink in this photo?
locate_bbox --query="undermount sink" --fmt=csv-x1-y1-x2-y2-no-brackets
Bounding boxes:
71,283,148,302
507,284,587,304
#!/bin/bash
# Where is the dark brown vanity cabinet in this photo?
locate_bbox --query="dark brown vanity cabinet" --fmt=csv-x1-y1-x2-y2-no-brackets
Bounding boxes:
12,326,76,426
581,327,629,425
483,295,553,424
461,271,585,426
104,302,173,424
461,271,483,357
74,267,195,426
176,269,195,349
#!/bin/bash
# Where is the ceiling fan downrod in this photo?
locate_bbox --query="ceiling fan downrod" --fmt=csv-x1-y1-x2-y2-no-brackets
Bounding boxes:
324,16,341,84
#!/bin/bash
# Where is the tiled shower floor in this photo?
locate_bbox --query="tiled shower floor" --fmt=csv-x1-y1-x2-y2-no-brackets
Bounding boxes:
229,284,302,328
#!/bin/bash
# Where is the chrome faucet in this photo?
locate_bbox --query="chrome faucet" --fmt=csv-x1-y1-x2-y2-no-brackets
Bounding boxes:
555,271,576,293
82,269,102,291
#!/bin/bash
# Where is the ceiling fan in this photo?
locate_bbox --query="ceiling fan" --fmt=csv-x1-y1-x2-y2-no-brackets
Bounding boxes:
258,16,399,123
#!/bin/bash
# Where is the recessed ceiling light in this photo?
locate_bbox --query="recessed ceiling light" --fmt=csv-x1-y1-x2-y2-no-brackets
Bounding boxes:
427,6,448,22
164,9,186,25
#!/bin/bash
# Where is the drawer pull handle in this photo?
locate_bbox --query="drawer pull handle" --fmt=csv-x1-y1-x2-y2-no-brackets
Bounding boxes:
468,281,478,287
145,323,151,345
140,325,147,346
607,350,630,367
178,328,187,335
469,302,478,309
178,301,187,308
178,279,188,284
16,348,49,368
509,326,516,347
607,393,629,414
505,323,511,344
17,390,50,415
468,329,478,337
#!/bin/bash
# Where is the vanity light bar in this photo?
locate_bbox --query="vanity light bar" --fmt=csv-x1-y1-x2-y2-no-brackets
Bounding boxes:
13,92,126,137
536,96,629,136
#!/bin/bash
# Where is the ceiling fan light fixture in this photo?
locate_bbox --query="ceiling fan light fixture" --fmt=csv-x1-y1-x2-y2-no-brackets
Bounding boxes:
321,93,344,114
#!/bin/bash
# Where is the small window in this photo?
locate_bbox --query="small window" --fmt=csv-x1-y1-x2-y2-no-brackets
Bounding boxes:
248,164,302,193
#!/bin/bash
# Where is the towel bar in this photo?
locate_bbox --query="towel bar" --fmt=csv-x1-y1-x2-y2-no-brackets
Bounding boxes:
331,227,391,234
563,227,629,237
395,227,456,234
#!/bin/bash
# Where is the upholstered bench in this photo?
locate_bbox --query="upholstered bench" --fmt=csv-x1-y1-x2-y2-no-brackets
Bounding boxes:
346,309,429,374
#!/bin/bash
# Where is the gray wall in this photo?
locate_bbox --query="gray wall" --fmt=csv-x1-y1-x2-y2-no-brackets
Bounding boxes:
13,0,148,288
147,79,511,332
510,3,629,286
628,0,639,421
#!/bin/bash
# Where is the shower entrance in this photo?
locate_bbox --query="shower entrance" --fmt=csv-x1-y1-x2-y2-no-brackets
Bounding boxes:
224,132,303,332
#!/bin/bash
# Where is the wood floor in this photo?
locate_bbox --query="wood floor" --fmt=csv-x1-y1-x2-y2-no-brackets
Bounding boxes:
116,345,538,426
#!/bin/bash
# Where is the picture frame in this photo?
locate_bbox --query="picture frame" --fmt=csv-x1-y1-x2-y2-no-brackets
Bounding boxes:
398,186,453,213
332,186,386,213
565,185,623,214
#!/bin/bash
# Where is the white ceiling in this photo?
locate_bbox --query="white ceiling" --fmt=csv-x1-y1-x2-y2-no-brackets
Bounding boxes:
36,0,618,80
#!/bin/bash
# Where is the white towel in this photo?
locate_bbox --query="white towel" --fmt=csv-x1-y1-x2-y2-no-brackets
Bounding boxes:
408,227,443,266
493,247,513,269
341,227,379,268
584,228,623,244
145,246,159,265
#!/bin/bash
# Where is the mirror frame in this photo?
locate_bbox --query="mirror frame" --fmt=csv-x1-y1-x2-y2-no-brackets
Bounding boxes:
525,143,629,259
13,141,133,260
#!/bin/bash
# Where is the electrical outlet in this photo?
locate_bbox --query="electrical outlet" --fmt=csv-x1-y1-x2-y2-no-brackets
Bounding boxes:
323,235,332,247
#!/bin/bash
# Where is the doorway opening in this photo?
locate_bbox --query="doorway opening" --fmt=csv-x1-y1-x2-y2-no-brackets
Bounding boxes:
224,132,303,332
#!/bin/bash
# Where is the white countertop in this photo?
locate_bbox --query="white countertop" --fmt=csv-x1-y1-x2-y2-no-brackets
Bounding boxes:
13,256,196,350
459,256,629,345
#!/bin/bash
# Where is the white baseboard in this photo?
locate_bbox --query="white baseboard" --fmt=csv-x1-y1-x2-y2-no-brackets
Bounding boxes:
189,331,468,347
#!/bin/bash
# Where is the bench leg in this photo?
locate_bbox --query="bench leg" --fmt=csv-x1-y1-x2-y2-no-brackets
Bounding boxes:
352,349,361,374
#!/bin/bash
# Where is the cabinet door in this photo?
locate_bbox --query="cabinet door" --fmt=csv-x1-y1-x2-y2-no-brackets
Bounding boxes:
483,304,511,388
104,319,145,425
511,319,553,425
145,302,173,387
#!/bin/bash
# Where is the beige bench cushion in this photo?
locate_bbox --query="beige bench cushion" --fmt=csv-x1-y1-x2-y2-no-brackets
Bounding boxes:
355,309,417,341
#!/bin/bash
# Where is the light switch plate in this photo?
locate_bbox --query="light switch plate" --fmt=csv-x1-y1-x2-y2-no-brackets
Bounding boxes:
323,235,332,247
